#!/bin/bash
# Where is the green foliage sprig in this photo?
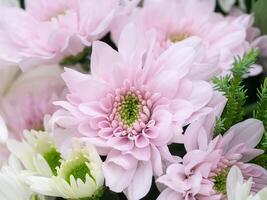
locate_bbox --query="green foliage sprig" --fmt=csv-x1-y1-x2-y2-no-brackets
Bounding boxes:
213,49,259,135
254,78,267,151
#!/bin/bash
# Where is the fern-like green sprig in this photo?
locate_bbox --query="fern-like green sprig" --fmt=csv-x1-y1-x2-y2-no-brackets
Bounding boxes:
213,49,259,135
254,78,267,151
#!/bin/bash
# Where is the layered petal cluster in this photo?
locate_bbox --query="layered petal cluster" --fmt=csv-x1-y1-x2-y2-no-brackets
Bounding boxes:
0,0,119,70
111,0,265,77
0,155,47,200
28,141,104,199
7,130,62,177
0,65,65,139
7,129,104,199
157,113,267,200
227,166,267,200
55,23,223,199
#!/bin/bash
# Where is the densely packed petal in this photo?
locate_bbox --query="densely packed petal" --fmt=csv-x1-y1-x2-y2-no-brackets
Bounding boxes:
54,23,225,199
111,0,266,77
157,112,266,200
0,0,119,70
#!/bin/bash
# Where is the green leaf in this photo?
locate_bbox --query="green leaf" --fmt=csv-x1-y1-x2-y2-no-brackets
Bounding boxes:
212,49,259,135
254,78,267,151
253,0,267,34
214,118,226,135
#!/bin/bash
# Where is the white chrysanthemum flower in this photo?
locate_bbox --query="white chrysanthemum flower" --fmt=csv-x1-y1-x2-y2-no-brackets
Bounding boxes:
227,166,267,200
0,155,50,200
28,141,104,199
7,130,62,177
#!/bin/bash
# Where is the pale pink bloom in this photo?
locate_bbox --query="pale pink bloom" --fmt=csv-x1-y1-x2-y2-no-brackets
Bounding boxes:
55,23,223,199
0,0,119,70
157,114,266,200
0,64,65,139
228,7,267,76
111,0,263,77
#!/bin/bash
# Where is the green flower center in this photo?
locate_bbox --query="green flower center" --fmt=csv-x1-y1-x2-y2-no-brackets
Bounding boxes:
61,154,94,184
214,168,229,195
118,95,141,127
252,154,267,170
66,162,90,183
43,148,62,175
169,33,189,43
31,131,62,175
30,195,40,200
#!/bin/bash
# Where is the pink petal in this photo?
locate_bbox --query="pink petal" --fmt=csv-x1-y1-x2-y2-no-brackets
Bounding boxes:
135,135,150,148
118,23,147,69
150,144,163,176
62,69,112,102
126,161,153,200
108,137,134,151
103,155,137,192
91,41,122,83
223,119,264,150
187,80,213,111
157,188,181,200
124,146,151,161
156,37,202,79
147,69,180,99
78,102,105,116
169,99,194,121
78,121,98,137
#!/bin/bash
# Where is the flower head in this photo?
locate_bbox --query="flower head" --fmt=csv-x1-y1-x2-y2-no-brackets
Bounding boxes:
111,0,264,77
6,126,104,199
0,155,47,200
28,140,104,199
56,23,222,199
0,65,65,139
0,0,119,70
7,130,62,177
157,113,267,200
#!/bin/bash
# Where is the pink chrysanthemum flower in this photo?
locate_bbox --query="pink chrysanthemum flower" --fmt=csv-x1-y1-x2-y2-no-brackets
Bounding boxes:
55,23,223,199
157,113,267,200
111,0,265,77
0,0,119,70
0,65,65,139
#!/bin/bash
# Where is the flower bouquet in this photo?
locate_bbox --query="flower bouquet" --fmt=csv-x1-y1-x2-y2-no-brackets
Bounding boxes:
0,0,267,200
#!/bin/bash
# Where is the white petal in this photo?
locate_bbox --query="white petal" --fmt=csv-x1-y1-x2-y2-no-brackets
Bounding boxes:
0,115,8,144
